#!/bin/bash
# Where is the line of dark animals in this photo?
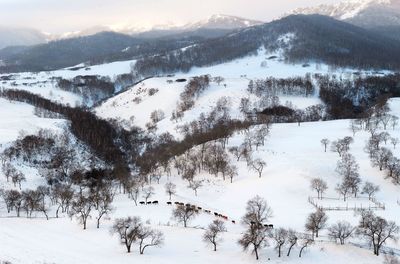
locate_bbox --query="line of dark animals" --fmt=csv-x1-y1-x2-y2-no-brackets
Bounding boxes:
138,200,273,228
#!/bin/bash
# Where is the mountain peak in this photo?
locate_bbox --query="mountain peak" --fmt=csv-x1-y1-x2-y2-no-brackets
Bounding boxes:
185,14,263,30
290,0,393,20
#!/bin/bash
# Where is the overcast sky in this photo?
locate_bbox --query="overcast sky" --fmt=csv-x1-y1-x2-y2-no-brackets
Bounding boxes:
0,0,338,33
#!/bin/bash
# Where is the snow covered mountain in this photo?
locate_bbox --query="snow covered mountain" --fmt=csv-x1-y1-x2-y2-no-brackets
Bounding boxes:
0,26,47,49
291,0,391,20
290,0,400,28
183,14,262,30
51,15,262,40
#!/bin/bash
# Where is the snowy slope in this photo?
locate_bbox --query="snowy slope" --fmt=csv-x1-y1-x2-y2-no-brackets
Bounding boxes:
0,59,136,106
1,97,399,264
290,0,392,20
96,47,385,136
0,41,399,264
0,98,65,145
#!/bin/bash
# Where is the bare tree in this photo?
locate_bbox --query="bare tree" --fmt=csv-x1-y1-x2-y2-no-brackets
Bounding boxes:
380,132,391,145
298,234,314,258
188,180,203,196
272,228,288,257
356,211,399,256
239,97,251,114
242,195,273,227
331,137,353,157
238,223,270,260
371,147,392,171
126,179,140,206
142,186,155,204
137,227,164,254
150,109,165,124
203,220,227,251
305,209,328,238
172,205,199,227
391,137,399,149
361,182,380,200
328,221,354,245
2,163,16,182
165,182,176,201
390,116,399,130
251,159,266,178
1,189,22,216
335,181,351,202
286,229,298,257
111,216,142,253
320,138,330,152
310,178,328,199
380,115,392,130
69,192,93,230
52,184,74,218
238,196,273,260
227,165,238,183
349,120,361,136
11,170,26,190
93,187,114,228
213,76,225,86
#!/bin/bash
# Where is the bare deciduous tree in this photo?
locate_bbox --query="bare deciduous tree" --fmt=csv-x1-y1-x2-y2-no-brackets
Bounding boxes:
69,192,93,230
361,182,380,200
320,138,330,152
356,211,399,256
251,159,266,178
111,216,142,253
93,187,114,228
203,219,227,251
328,221,354,245
142,186,155,204
272,228,288,257
298,234,314,258
188,180,203,196
137,227,164,254
305,209,328,238
172,205,199,227
286,229,298,257
349,120,361,136
391,137,399,149
238,196,273,260
165,182,176,201
310,178,328,199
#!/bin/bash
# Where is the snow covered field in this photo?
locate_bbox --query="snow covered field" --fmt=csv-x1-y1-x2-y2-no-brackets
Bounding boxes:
0,98,65,145
0,52,399,263
1,93,399,263
0,59,136,106
96,48,390,136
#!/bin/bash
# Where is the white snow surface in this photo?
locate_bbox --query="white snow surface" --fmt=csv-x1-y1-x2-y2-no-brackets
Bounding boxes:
1,98,399,263
96,48,386,136
0,59,136,106
0,49,399,264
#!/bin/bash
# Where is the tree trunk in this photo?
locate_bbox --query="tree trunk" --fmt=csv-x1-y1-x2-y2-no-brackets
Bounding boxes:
299,246,306,257
254,245,259,260
287,244,295,256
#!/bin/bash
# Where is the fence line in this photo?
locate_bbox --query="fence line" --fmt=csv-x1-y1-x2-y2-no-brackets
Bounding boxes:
308,196,385,211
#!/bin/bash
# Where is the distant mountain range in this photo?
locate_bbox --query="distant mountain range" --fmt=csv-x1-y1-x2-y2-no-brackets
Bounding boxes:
0,27,48,49
1,8,400,73
132,14,400,76
290,0,400,40
0,14,262,49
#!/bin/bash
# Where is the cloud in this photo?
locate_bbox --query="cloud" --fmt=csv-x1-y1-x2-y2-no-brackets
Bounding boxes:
0,0,338,33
